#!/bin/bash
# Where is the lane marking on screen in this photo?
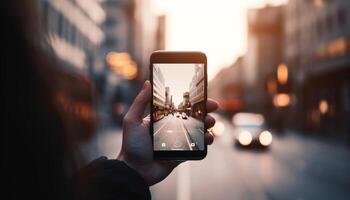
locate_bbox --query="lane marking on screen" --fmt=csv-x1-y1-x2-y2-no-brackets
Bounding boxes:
199,128,204,134
154,116,171,136
181,121,193,150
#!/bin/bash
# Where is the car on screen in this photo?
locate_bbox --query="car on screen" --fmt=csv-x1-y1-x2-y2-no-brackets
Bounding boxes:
181,113,188,119
232,112,273,148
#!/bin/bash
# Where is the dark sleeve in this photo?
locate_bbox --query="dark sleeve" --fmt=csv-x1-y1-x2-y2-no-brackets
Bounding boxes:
74,157,151,200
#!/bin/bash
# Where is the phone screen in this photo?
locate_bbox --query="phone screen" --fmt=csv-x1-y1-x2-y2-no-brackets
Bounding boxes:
152,63,205,151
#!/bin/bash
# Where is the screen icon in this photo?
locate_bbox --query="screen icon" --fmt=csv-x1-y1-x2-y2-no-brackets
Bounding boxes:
162,143,166,147
190,143,195,147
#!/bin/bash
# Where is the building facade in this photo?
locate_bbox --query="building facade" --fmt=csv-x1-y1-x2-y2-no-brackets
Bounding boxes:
181,92,191,115
208,57,244,117
153,65,166,121
284,0,350,137
155,15,166,51
36,0,106,137
39,0,105,76
101,0,162,126
189,64,205,118
244,5,285,126
165,86,170,108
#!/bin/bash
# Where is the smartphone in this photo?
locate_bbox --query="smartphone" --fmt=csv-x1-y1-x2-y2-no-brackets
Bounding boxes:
150,51,207,160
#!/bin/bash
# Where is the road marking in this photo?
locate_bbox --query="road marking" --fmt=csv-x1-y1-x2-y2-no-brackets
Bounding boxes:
199,128,204,134
154,116,171,136
181,121,193,150
177,162,191,200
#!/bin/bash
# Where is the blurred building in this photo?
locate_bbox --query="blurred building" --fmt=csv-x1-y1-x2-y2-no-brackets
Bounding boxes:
39,0,105,76
244,5,284,124
208,56,244,117
284,0,350,137
189,64,205,118
155,15,167,50
101,0,162,126
37,0,106,138
102,0,144,82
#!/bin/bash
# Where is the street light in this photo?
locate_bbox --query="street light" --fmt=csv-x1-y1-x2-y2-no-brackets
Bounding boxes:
273,93,290,108
106,51,138,80
319,99,329,115
277,63,288,85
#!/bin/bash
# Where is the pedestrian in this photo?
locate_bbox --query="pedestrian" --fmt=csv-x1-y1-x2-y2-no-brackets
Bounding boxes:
1,1,218,200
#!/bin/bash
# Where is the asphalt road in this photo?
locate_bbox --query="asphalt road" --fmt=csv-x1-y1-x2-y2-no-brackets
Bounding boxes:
154,115,204,150
83,114,350,200
150,115,350,200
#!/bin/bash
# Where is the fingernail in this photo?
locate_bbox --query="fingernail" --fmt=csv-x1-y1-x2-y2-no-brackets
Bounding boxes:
142,80,150,89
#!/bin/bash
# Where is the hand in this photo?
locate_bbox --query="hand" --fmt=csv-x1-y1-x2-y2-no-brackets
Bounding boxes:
117,80,218,186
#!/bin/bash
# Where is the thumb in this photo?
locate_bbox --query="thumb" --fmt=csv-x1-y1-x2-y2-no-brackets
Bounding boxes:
124,81,151,123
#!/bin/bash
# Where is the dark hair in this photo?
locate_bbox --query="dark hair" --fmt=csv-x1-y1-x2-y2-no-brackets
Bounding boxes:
1,1,96,199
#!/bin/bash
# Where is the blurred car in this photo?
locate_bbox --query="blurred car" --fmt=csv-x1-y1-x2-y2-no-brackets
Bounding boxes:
182,113,188,119
232,112,272,148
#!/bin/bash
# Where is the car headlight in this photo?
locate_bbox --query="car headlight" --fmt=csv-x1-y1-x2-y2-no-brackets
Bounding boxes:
259,131,272,146
212,121,225,137
238,131,252,146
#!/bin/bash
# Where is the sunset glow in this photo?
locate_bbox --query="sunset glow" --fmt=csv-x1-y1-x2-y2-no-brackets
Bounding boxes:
153,0,288,80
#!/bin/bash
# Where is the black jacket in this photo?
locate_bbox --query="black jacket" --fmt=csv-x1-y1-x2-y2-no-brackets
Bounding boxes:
75,157,151,200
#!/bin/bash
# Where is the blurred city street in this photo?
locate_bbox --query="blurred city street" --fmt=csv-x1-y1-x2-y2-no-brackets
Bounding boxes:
152,131,350,200
86,114,350,200
22,0,350,199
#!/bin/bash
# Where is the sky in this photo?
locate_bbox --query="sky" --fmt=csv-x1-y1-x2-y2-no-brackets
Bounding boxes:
155,64,197,106
153,0,288,80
